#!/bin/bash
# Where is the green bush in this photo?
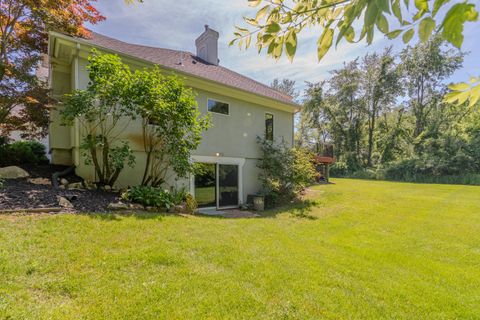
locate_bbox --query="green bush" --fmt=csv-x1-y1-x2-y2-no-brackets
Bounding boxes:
330,161,349,177
0,140,48,166
257,137,317,205
122,186,188,209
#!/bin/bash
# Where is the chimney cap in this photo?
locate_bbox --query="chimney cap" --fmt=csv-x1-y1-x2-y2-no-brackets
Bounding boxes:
204,24,209,31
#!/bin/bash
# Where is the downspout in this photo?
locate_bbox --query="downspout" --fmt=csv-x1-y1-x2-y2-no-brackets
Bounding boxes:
73,43,81,167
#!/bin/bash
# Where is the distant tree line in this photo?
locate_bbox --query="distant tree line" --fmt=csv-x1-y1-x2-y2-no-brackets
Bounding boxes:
273,37,480,185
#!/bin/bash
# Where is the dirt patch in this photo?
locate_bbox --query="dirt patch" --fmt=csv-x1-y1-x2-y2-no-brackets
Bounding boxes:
0,165,120,213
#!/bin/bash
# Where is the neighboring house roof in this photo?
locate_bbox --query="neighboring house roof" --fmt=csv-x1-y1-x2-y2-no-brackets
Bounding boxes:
71,32,296,106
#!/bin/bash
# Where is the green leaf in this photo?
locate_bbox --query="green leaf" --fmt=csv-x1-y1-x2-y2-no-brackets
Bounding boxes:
441,3,479,48
376,14,389,33
386,29,402,39
419,17,436,42
448,82,470,91
433,0,451,16
256,5,270,21
248,0,262,7
345,26,355,42
228,39,237,47
402,29,414,43
414,0,428,11
392,0,403,22
265,22,281,34
317,28,334,61
285,30,297,62
364,3,378,27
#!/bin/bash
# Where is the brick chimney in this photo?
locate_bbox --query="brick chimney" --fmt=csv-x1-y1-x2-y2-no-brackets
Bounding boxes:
195,25,219,65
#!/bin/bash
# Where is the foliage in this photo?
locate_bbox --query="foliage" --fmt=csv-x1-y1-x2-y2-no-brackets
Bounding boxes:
129,67,210,187
300,37,479,184
257,136,316,203
185,193,198,214
233,0,479,107
0,177,4,189
0,140,48,167
270,78,299,101
61,51,136,186
0,0,104,138
123,186,188,209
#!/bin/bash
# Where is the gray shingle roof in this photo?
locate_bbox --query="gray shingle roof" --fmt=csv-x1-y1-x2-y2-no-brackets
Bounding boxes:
78,32,296,106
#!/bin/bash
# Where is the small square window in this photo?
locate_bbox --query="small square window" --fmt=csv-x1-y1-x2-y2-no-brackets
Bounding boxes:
208,99,229,115
265,113,274,141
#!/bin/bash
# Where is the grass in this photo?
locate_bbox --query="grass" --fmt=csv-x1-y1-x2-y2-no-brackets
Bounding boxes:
1,178,480,319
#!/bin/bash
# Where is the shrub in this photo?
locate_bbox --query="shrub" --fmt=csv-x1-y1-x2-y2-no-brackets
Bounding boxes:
123,186,188,209
330,161,349,177
0,178,4,189
0,140,48,166
185,194,198,214
257,137,316,205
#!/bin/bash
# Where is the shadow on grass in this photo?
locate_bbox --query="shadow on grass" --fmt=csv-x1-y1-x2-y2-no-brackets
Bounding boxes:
260,199,322,220
76,211,175,221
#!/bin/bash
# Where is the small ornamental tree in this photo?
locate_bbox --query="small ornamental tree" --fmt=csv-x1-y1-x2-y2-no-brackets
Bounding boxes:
130,67,210,187
61,51,136,187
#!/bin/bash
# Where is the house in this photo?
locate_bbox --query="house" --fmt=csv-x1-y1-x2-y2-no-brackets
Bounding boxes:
47,26,298,209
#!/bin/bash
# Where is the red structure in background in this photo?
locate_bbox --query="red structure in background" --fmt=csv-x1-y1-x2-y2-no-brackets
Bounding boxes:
313,145,335,183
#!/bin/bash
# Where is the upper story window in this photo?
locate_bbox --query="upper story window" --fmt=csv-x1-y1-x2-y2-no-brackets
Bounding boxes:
265,113,274,141
208,99,229,115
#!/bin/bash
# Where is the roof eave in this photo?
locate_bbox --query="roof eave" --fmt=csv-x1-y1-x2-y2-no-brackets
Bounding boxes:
49,31,300,112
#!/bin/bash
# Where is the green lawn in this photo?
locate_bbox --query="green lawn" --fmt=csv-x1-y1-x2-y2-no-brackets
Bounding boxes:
1,179,480,319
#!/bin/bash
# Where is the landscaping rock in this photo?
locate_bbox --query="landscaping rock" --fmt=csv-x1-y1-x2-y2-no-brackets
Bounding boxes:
107,202,129,210
68,182,85,190
60,178,69,186
129,203,144,210
0,166,29,179
104,185,112,191
174,204,186,213
57,196,74,209
28,177,51,185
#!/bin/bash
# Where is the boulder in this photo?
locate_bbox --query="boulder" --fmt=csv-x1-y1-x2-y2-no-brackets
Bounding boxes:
57,196,74,209
107,202,129,210
0,166,29,179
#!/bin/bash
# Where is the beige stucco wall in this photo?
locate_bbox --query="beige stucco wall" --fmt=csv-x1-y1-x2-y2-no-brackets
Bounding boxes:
50,56,294,201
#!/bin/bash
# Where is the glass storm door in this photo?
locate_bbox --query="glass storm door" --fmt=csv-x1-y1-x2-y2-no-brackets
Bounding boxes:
218,164,239,208
194,163,216,208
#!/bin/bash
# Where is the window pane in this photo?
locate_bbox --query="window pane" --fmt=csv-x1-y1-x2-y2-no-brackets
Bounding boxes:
208,99,229,115
194,163,216,207
265,113,274,141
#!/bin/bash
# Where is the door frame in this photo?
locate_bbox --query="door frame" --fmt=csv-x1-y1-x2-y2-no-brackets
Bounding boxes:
190,155,245,209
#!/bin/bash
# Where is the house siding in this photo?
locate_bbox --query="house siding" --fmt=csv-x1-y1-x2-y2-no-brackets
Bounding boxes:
50,56,294,202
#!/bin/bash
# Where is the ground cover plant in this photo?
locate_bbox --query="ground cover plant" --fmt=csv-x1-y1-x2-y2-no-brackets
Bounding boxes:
0,179,479,319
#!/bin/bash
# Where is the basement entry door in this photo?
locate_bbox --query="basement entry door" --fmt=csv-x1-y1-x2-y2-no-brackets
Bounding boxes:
194,163,239,209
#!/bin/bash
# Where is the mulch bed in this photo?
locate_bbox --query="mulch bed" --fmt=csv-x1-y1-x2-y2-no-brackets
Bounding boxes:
0,165,120,213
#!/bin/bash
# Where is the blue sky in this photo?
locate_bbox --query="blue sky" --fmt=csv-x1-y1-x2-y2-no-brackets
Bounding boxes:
88,0,479,96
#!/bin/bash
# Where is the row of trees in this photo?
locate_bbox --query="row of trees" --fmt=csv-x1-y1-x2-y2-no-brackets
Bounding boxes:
62,51,210,187
275,37,480,182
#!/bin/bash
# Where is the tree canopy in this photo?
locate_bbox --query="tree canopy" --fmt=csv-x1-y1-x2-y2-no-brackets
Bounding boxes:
0,0,105,138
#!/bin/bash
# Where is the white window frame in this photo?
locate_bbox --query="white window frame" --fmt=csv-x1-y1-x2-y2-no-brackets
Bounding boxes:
190,155,245,209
